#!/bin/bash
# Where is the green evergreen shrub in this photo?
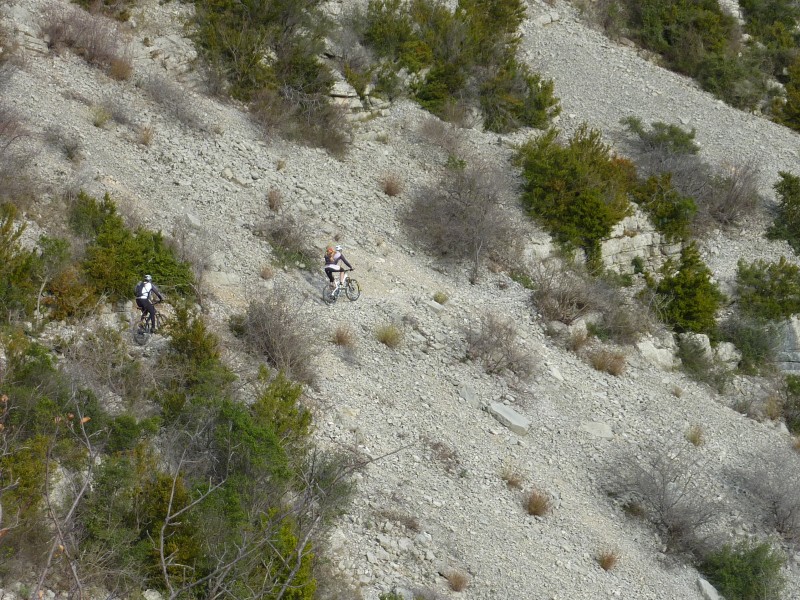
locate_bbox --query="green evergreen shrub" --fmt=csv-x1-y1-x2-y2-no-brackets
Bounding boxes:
0,203,41,321
631,174,697,241
782,374,800,433
602,0,766,110
721,316,779,375
70,191,194,301
767,171,800,253
655,243,722,336
702,540,786,600
516,125,634,266
356,0,559,132
621,116,699,155
737,257,800,320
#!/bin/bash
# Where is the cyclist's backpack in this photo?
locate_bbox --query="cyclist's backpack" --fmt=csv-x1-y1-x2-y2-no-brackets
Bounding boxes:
134,281,145,297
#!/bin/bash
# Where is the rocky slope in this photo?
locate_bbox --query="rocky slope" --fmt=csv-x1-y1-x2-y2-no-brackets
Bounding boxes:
3,0,800,599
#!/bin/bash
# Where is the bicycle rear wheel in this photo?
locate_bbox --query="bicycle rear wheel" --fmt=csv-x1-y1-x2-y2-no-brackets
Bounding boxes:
133,321,150,346
322,285,337,305
345,279,361,301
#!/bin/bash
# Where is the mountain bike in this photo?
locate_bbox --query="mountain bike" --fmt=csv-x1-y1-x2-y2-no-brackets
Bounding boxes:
132,300,164,346
322,270,360,305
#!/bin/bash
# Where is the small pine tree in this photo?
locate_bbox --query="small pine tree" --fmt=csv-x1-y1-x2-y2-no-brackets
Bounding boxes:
655,243,723,336
767,171,800,252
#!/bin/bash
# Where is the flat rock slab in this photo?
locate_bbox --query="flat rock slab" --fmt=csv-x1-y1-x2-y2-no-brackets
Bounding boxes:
488,402,530,435
580,421,613,440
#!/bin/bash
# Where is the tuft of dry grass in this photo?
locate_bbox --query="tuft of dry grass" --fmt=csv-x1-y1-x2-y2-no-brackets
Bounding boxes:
259,264,274,280
588,348,626,376
332,325,355,348
622,500,646,518
525,489,552,517
445,569,470,592
379,172,404,197
793,436,800,453
267,187,283,212
92,105,111,128
108,54,133,81
138,124,154,146
376,324,403,349
597,549,619,571
764,395,783,422
500,463,524,490
567,329,590,353
276,158,286,171
685,424,705,447
672,386,683,397
433,291,448,305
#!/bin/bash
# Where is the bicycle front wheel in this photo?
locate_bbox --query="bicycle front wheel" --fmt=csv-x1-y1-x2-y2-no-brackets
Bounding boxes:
345,279,361,301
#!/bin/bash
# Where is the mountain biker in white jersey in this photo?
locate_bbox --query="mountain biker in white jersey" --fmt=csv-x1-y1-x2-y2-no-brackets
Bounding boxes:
324,245,353,292
135,274,164,332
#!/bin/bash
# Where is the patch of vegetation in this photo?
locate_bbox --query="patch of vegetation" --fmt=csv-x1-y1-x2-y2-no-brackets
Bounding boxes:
630,173,696,241
353,0,560,131
516,126,634,266
189,0,345,154
768,171,800,253
71,191,194,301
653,243,723,336
621,116,699,155
465,313,534,379
598,0,765,110
737,257,800,321
701,540,786,600
376,323,403,348
720,315,779,375
677,335,729,392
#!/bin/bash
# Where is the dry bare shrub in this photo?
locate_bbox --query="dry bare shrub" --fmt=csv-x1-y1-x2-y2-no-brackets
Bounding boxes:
168,217,215,302
0,105,36,205
41,5,131,76
501,462,525,489
99,96,134,127
251,86,348,157
418,116,464,157
588,347,626,376
465,313,534,379
794,437,800,453
566,329,590,353
241,289,316,384
685,424,705,447
425,438,461,474
530,260,653,343
137,72,202,128
632,143,761,231
332,325,355,348
597,549,619,571
276,158,286,171
137,124,154,146
531,259,593,325
445,569,470,592
525,489,552,517
379,172,404,196
376,509,421,532
740,450,800,542
403,159,520,280
267,187,283,212
254,215,315,269
607,443,717,554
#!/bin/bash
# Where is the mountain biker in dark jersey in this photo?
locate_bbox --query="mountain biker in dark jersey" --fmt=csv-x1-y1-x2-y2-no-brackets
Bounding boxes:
135,274,164,332
324,245,353,292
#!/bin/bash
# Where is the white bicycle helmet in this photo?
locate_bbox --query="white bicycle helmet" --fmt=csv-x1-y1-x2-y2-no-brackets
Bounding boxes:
335,245,343,252
144,274,153,282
